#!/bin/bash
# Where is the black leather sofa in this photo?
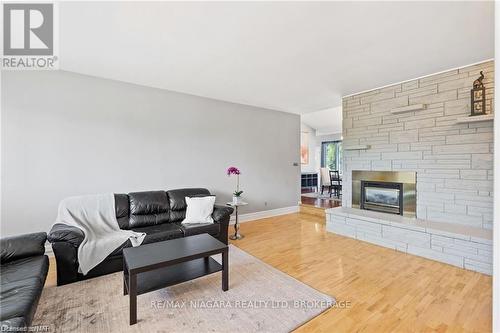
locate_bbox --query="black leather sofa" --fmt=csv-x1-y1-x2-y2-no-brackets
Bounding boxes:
0,232,49,331
48,188,233,286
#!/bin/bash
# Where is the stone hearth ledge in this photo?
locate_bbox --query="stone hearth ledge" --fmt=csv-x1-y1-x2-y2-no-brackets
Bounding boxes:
326,207,492,275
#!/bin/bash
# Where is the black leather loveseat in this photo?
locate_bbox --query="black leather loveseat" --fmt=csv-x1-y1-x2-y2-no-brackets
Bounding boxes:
0,232,49,331
48,188,233,286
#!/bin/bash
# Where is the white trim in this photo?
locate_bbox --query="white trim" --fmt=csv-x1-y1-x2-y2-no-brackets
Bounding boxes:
342,58,494,98
229,206,299,224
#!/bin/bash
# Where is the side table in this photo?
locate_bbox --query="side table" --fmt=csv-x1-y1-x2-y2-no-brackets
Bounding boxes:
226,201,248,240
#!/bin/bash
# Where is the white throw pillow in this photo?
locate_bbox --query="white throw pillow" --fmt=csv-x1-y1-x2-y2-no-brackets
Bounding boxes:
182,196,216,224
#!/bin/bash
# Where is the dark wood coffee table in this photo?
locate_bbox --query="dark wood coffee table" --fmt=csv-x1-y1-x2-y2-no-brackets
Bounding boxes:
122,233,229,325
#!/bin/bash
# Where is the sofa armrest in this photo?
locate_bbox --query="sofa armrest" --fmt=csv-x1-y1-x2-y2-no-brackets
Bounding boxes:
212,205,234,224
48,223,85,247
0,232,47,264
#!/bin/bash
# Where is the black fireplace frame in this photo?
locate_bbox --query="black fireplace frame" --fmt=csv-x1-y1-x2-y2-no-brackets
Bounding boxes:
360,180,404,216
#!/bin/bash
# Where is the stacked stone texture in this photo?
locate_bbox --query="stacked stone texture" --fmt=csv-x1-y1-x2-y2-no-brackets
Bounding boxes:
342,61,494,230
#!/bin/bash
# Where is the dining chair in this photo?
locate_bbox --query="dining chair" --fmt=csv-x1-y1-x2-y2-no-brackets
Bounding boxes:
320,168,331,195
329,170,342,198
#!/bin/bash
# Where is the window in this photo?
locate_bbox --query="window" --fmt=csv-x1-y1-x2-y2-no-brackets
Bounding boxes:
321,141,342,173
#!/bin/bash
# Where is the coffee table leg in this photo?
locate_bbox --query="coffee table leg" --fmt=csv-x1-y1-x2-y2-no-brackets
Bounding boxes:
222,249,228,291
123,261,128,295
129,273,137,325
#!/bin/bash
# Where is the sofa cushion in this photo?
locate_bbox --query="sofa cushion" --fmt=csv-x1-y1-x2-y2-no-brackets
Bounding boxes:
0,278,43,322
108,223,185,256
128,191,170,228
177,222,219,237
114,193,130,229
136,223,184,244
0,256,49,286
167,188,211,222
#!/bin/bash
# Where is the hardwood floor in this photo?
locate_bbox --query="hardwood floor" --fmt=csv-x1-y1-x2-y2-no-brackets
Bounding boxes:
300,204,327,219
229,213,492,333
300,195,341,209
45,212,492,332
45,257,57,288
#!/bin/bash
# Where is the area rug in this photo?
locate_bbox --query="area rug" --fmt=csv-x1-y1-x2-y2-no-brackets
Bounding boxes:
33,245,334,332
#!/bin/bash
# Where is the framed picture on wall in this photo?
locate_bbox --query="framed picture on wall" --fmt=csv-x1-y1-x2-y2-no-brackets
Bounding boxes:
301,131,309,164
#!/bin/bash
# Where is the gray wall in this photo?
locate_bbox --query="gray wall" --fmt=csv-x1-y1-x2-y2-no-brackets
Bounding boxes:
1,71,301,236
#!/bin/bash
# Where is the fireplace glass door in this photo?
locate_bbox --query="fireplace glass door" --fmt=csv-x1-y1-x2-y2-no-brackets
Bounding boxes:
360,181,404,215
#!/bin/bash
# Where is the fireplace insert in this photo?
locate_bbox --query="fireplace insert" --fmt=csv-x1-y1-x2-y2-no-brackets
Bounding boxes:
360,180,404,215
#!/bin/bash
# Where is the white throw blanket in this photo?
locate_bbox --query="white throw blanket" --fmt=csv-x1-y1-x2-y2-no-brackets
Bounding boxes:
54,193,146,275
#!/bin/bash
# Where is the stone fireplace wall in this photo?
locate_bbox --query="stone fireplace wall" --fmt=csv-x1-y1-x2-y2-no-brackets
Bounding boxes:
342,60,494,229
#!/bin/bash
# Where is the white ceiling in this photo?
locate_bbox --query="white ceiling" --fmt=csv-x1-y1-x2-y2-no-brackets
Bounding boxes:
301,107,342,135
59,2,494,114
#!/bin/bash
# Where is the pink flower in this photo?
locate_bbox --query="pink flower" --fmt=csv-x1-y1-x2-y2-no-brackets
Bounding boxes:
227,166,241,176
227,166,243,195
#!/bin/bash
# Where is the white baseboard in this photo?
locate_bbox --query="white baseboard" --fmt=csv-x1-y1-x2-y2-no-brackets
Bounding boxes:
229,206,299,224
